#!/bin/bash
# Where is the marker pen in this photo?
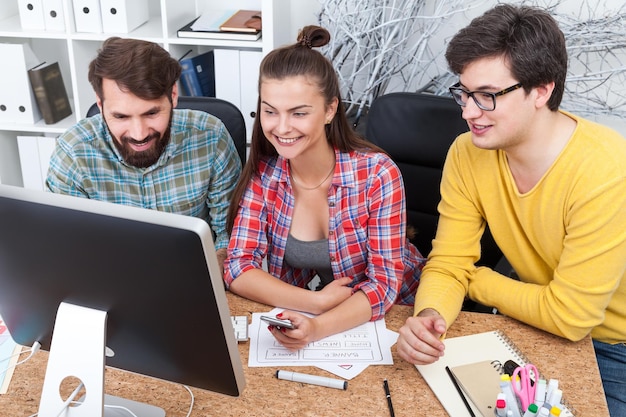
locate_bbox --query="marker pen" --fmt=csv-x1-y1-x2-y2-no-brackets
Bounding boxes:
534,379,547,407
523,403,539,417
546,379,559,403
547,388,562,408
275,370,348,390
537,403,552,417
496,393,507,417
500,375,522,417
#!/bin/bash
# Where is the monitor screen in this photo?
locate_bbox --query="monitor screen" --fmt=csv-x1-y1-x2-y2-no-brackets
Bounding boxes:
0,185,245,405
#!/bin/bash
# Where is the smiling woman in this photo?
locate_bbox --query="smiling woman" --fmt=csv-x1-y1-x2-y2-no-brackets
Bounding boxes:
224,25,425,352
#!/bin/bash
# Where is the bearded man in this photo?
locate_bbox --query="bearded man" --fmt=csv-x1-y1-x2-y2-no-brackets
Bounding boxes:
46,37,241,271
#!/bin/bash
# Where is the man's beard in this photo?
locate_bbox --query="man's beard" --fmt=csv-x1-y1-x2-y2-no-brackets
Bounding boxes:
108,111,173,168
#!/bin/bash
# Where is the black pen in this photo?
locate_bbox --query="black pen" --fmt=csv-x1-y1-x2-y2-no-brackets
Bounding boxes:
445,366,476,417
383,379,395,417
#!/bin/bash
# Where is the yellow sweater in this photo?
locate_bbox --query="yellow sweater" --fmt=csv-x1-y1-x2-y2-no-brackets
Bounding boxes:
414,112,626,344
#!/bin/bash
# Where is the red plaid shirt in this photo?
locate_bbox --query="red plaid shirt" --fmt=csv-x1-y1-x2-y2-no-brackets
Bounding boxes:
225,148,424,320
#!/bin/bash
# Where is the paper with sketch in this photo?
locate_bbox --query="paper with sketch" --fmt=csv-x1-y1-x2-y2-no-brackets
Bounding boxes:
248,308,398,379
0,315,21,394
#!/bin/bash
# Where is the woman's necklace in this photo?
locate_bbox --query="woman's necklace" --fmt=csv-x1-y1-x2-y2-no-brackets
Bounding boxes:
290,163,335,190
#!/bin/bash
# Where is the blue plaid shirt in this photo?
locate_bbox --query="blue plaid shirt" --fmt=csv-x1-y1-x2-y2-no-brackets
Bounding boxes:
46,109,241,250
225,149,424,320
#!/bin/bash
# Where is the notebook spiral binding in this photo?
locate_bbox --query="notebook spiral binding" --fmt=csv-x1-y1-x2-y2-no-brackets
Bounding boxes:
492,330,577,416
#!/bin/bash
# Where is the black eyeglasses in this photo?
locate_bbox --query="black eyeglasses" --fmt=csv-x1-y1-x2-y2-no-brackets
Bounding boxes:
449,82,523,111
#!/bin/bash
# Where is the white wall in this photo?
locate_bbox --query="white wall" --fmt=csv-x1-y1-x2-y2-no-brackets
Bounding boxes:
288,2,323,41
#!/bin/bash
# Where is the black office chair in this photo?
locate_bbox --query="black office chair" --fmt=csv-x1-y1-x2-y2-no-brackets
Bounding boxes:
86,96,247,165
366,93,510,313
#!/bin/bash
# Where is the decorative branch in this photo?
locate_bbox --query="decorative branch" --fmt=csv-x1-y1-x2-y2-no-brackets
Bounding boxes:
318,0,626,121
318,0,485,123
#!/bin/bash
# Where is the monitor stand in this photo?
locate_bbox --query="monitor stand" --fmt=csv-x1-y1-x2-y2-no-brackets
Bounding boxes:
37,302,165,417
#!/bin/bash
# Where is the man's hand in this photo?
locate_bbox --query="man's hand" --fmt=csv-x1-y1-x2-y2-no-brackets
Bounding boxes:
396,309,447,365
216,248,227,278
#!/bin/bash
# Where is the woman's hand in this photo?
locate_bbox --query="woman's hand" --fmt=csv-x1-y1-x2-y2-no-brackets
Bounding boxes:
312,277,353,314
266,311,321,351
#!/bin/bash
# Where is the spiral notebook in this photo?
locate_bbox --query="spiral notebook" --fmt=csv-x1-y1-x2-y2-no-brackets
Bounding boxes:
415,330,574,417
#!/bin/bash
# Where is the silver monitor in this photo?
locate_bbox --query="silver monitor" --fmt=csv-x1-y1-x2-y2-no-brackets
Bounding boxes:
0,185,245,416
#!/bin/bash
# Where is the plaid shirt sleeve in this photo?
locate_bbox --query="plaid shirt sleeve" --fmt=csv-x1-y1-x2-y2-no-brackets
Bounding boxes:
332,152,418,320
224,170,270,285
204,122,242,250
46,119,99,197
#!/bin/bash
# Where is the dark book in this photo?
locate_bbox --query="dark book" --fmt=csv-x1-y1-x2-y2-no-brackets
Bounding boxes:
177,17,261,41
179,50,215,97
28,62,72,125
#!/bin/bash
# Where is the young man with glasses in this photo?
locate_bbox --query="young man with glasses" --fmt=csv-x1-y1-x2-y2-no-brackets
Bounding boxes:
397,4,625,414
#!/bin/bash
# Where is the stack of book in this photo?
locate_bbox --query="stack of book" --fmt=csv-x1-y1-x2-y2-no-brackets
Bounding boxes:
178,10,262,41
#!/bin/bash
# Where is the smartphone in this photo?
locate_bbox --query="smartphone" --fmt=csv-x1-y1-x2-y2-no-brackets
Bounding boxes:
260,315,295,330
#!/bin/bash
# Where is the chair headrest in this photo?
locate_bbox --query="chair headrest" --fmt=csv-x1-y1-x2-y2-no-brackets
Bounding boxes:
366,92,468,169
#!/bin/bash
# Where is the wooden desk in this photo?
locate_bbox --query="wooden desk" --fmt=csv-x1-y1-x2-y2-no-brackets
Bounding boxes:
1,293,609,416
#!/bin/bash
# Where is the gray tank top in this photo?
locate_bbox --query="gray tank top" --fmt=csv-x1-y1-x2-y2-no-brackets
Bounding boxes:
284,234,334,290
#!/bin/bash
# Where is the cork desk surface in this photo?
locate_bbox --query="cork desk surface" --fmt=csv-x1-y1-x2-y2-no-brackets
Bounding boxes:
1,292,609,417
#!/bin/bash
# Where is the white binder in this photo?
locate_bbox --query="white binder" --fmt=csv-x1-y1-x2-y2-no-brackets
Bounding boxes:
42,0,67,32
38,136,57,187
72,0,103,33
17,0,46,31
239,51,262,144
100,0,149,33
17,135,45,190
214,49,241,109
17,135,56,191
0,42,42,125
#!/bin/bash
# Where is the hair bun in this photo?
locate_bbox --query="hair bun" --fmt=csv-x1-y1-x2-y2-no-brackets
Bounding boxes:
297,25,331,49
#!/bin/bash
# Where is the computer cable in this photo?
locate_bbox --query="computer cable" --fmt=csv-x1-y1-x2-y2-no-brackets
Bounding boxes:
54,381,84,417
182,384,195,417
0,341,41,380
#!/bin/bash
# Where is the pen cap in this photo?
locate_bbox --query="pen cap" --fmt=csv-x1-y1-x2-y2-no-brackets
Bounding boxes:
523,403,539,417
549,406,561,416
534,379,547,405
537,408,550,417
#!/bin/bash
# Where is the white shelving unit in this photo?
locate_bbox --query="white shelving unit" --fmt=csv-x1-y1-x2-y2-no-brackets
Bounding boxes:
0,0,292,187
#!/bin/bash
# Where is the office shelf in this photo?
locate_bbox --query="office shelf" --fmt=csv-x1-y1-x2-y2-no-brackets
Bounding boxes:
0,0,291,187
